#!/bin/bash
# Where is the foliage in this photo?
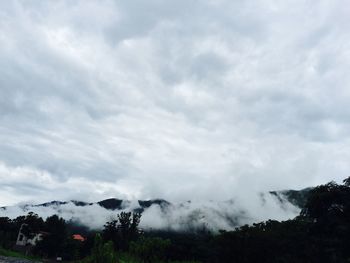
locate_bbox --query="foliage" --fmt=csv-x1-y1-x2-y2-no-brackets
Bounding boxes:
209,177,350,263
130,237,171,263
0,217,17,248
87,234,117,263
34,214,67,258
2,177,350,262
0,212,44,249
102,211,142,250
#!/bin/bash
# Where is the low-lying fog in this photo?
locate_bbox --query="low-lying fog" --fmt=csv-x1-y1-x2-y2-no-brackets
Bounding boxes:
0,192,299,232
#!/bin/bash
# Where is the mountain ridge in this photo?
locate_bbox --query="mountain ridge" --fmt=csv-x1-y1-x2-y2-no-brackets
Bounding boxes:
1,188,312,211
0,189,312,231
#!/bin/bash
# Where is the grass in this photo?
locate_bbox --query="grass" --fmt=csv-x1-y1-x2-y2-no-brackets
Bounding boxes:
1,248,200,263
0,247,40,261
78,252,201,263
118,253,201,263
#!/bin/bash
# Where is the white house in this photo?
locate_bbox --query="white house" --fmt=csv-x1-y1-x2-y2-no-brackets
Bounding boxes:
16,223,46,246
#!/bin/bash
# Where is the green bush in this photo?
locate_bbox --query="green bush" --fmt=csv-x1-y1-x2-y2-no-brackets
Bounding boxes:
88,234,117,263
130,237,171,263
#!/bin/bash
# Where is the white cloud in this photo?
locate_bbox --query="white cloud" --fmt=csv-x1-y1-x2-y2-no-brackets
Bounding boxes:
0,0,350,208
0,194,300,231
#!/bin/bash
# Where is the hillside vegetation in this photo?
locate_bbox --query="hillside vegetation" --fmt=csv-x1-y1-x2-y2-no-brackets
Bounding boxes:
1,178,350,262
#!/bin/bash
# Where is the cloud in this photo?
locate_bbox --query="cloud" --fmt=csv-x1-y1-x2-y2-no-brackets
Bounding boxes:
0,0,350,207
0,194,300,231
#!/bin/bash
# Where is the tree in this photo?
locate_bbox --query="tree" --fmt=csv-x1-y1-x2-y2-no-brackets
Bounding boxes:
20,212,45,239
0,217,15,248
118,211,141,250
90,234,117,263
343,176,350,187
34,215,67,258
301,181,350,221
130,237,171,263
103,212,141,250
102,220,118,247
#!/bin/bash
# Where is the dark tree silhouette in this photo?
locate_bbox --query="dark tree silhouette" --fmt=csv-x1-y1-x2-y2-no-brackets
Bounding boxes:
102,211,142,250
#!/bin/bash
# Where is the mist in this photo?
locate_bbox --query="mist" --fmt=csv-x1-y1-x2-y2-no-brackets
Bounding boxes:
0,192,299,232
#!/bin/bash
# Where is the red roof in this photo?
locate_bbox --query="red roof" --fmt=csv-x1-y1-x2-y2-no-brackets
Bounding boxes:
72,234,85,242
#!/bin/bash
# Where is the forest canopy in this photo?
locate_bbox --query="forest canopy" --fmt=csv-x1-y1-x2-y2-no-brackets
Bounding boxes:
1,178,350,262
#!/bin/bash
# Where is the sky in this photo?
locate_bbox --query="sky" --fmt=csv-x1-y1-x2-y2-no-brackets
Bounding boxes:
0,0,350,206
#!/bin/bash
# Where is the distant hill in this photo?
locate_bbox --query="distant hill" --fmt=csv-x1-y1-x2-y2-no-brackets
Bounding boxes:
28,198,171,211
270,187,313,208
28,189,310,211
0,189,310,231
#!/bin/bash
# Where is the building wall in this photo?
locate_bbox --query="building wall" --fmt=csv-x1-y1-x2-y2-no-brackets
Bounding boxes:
16,233,27,246
16,223,43,246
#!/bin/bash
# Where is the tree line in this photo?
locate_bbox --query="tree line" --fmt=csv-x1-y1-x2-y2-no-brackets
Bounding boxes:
1,177,350,262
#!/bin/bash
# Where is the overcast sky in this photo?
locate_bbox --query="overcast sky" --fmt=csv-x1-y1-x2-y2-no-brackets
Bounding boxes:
0,0,350,206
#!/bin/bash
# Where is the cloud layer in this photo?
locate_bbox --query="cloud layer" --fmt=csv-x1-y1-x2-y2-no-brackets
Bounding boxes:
1,0,350,206
0,194,299,231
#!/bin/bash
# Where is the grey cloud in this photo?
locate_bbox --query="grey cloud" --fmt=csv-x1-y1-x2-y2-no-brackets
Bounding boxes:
0,0,349,209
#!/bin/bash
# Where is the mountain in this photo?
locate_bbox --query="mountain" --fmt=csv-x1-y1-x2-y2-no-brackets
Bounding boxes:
97,198,123,210
28,189,310,211
26,198,171,212
269,187,312,208
0,189,310,231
